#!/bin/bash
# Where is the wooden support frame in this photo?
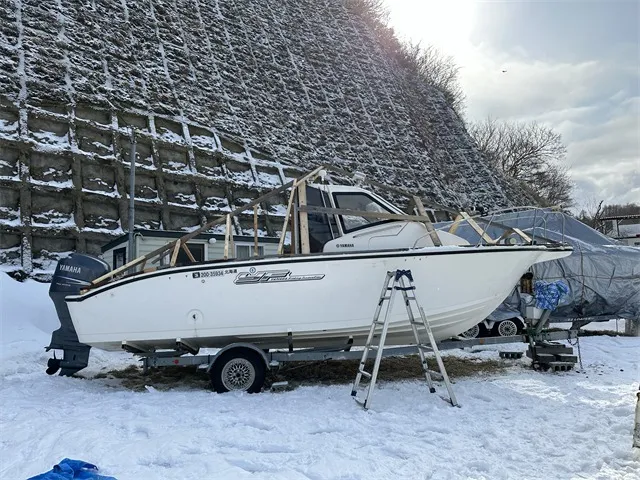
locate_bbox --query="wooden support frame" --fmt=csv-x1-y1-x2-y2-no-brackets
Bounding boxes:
170,240,181,266
181,243,196,263
459,212,495,244
223,214,232,260
298,205,435,223
448,215,464,234
297,181,311,254
412,195,442,247
89,163,547,289
253,205,259,257
277,165,325,255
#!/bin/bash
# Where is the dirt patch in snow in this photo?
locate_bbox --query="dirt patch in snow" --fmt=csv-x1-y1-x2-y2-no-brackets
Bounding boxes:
91,355,506,392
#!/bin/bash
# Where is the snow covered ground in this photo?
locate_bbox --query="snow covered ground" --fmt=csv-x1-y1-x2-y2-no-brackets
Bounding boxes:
1,275,639,480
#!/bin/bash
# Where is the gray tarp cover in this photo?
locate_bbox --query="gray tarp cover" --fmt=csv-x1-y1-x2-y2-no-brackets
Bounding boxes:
435,209,640,321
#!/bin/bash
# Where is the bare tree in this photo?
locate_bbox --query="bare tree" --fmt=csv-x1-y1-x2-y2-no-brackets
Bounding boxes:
577,198,604,229
346,1,465,115
403,43,465,115
469,118,574,206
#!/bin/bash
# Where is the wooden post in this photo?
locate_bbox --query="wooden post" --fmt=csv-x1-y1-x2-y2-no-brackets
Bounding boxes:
224,215,231,260
298,181,310,254
412,196,442,247
253,205,259,257
277,186,297,255
170,240,181,266
448,215,464,234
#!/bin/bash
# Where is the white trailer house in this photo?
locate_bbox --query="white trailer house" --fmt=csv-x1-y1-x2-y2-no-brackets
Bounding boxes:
100,229,279,270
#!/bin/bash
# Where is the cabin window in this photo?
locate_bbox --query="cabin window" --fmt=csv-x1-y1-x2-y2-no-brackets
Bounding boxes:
236,244,264,259
175,243,205,266
113,247,126,269
332,192,393,233
305,186,338,253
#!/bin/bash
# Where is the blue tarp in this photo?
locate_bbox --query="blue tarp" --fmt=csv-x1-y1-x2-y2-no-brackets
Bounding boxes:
27,459,116,480
534,280,570,310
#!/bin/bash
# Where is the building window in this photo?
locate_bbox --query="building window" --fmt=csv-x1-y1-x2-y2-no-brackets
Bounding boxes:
236,244,264,259
175,243,205,266
113,247,126,269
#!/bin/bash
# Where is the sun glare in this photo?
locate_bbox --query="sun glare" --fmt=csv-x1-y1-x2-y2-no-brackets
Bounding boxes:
384,0,476,58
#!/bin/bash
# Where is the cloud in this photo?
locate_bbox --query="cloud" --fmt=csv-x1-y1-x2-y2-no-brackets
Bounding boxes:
458,43,639,207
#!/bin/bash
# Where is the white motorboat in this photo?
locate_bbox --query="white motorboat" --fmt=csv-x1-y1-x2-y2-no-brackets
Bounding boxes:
65,244,570,352
46,167,572,381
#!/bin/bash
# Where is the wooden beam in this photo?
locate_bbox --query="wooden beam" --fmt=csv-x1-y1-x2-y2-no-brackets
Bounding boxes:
512,227,532,243
460,212,495,244
276,166,325,255
91,255,147,285
181,242,196,263
412,195,442,247
277,187,297,255
253,205,259,257
298,181,310,254
320,164,458,215
298,205,434,223
448,215,464,234
170,240,181,266
223,214,231,260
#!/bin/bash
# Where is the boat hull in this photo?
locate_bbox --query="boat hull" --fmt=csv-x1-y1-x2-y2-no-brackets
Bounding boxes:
66,246,571,351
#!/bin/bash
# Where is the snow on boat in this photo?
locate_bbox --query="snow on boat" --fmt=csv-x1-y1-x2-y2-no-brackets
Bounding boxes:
46,166,572,378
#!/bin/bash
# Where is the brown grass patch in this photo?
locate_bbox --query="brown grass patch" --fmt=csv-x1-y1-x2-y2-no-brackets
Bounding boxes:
92,354,505,392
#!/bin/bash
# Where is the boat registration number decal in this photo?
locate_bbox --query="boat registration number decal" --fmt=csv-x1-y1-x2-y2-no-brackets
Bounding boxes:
234,268,325,285
192,269,237,279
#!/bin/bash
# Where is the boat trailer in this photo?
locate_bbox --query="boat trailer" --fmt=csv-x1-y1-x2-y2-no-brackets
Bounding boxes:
132,328,580,392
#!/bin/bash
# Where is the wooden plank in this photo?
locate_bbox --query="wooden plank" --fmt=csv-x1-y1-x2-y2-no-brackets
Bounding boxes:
223,215,231,260
182,242,196,263
91,255,147,285
298,205,434,222
277,166,326,255
512,227,532,243
170,240,181,266
277,188,297,255
321,164,458,215
448,215,464,234
298,181,310,254
413,195,442,247
253,205,259,257
145,177,300,262
460,212,495,244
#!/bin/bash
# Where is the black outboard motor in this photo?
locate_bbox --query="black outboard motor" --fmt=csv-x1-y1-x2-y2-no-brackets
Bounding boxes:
47,253,110,376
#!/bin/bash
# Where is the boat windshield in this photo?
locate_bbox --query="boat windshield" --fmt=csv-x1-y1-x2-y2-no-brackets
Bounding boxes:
332,192,393,233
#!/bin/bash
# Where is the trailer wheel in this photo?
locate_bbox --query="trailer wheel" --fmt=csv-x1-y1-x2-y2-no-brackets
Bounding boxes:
494,319,519,337
461,323,488,339
209,349,266,394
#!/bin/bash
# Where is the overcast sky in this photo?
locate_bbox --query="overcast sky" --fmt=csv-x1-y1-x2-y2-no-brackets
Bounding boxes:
385,0,639,210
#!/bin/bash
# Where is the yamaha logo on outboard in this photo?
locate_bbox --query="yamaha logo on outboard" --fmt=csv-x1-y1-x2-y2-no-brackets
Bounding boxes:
59,264,82,274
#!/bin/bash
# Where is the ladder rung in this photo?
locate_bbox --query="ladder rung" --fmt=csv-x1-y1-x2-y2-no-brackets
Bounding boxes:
359,370,372,378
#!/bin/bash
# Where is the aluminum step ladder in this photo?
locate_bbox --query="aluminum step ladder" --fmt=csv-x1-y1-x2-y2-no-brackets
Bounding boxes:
351,269,459,410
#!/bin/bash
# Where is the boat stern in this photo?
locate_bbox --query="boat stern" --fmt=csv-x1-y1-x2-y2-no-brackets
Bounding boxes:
46,253,110,376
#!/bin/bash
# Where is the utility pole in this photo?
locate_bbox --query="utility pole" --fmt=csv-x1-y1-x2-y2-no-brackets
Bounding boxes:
128,128,137,262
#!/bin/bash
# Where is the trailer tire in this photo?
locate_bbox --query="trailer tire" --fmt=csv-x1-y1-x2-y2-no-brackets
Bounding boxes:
493,318,520,337
209,349,266,394
461,323,488,339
